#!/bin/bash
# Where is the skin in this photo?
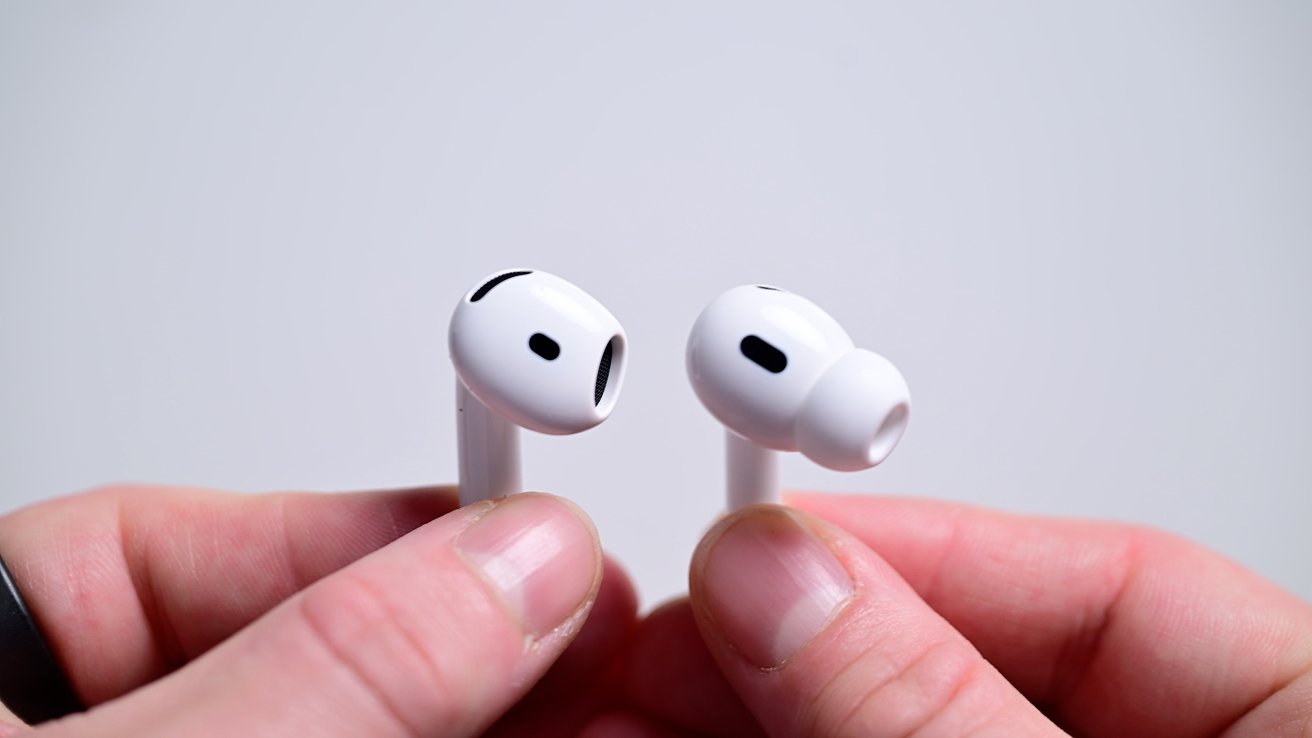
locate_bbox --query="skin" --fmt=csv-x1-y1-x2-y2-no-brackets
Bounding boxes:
0,485,1308,736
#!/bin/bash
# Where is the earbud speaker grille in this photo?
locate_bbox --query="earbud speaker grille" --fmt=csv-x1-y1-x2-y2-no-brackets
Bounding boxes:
594,339,614,406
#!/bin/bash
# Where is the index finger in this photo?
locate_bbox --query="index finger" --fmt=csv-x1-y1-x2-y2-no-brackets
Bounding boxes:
0,484,458,709
789,493,1312,738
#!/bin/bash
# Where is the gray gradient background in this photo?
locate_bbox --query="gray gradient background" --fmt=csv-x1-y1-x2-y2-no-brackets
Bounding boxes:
2,2,1309,608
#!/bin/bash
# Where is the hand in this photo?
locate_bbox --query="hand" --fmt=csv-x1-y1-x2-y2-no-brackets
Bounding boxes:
623,495,1312,737
0,485,638,737
6,489,1309,737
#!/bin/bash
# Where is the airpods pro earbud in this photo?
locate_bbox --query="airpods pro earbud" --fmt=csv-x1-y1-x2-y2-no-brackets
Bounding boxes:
450,269,627,505
686,285,911,510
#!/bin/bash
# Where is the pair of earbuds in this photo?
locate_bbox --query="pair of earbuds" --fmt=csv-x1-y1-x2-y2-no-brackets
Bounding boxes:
450,269,911,510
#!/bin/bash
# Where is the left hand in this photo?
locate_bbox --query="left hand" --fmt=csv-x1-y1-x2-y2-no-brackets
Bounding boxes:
0,484,641,737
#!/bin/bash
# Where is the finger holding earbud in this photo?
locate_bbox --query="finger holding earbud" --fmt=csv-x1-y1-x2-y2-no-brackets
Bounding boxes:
35,493,604,738
688,506,1059,738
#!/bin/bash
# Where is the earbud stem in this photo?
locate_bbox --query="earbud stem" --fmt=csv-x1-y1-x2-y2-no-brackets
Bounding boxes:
457,380,521,505
726,430,779,510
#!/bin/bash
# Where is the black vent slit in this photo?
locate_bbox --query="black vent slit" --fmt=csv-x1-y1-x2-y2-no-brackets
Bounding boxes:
529,333,560,361
470,270,531,302
740,335,787,373
594,339,614,406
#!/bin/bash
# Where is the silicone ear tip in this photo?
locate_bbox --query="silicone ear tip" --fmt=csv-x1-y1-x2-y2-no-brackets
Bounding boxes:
795,349,911,471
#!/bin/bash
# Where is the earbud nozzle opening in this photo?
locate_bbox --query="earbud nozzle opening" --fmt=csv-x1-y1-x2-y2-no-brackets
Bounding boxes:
865,402,909,466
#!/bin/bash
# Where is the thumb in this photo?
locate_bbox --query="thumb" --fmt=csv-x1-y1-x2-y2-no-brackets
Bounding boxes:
689,505,1059,738
38,493,601,738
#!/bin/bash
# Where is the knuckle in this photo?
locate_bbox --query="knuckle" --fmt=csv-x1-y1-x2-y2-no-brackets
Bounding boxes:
810,636,983,738
78,482,147,500
80,483,174,506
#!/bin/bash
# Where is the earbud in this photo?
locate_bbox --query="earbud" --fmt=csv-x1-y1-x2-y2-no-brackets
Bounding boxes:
686,285,911,510
450,269,627,505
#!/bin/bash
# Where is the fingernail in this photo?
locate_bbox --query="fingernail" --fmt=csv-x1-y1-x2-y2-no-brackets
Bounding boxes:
456,494,599,638
699,508,854,668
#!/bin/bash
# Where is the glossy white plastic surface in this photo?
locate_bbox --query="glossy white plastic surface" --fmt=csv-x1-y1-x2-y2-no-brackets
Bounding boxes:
726,429,779,509
687,285,911,509
451,268,627,504
687,286,854,452
456,380,520,504
450,269,627,436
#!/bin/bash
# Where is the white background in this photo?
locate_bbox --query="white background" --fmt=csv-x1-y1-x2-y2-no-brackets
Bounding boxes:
2,2,1309,608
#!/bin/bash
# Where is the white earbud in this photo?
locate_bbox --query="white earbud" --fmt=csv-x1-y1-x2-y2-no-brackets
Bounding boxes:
450,269,627,505
686,285,911,510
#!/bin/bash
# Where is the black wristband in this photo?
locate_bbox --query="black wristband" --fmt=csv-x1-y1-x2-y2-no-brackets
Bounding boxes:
0,553,83,725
